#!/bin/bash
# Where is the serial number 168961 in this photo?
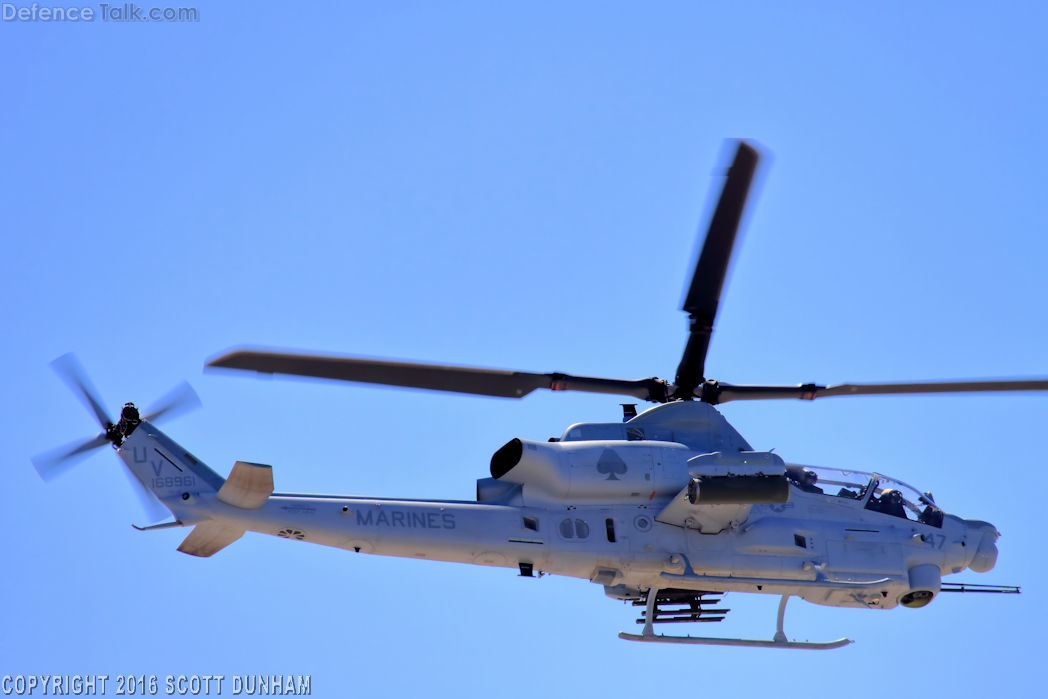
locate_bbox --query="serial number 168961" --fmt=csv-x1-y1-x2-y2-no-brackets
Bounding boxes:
152,475,195,489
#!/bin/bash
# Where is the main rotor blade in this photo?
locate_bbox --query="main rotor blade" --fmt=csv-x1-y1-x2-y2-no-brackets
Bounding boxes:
51,353,114,429
674,141,760,400
207,349,670,402
142,381,201,423
706,378,1048,404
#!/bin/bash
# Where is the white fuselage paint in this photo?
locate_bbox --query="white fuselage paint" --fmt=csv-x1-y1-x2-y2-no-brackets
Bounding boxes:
167,489,976,611
118,407,995,613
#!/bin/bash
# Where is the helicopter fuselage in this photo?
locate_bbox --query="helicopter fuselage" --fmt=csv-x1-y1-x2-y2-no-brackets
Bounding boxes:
167,486,986,611
118,401,998,614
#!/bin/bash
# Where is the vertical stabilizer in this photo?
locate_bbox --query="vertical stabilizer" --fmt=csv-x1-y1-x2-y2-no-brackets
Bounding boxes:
117,420,225,504
216,461,273,509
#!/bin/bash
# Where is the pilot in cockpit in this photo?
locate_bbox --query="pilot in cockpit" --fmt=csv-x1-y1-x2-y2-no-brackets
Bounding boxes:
918,493,944,527
867,488,907,518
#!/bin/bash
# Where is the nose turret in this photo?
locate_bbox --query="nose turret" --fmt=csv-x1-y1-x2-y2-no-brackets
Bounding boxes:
964,520,1000,573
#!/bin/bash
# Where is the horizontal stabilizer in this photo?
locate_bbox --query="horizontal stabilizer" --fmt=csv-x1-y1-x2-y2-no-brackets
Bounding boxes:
177,522,245,557
217,460,274,509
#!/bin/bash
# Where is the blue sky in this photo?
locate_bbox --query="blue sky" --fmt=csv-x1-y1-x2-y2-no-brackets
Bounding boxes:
2,2,1046,696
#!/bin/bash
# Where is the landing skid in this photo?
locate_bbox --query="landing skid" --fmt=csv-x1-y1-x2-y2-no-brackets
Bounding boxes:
619,591,853,650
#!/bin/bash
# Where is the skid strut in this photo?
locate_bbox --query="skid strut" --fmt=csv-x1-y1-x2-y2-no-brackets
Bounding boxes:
620,589,853,650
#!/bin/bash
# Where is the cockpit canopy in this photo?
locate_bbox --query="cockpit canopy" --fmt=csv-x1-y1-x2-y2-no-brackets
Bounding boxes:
785,464,944,527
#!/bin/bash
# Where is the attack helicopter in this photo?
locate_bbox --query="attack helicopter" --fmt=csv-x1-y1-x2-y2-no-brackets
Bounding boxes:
36,141,1030,649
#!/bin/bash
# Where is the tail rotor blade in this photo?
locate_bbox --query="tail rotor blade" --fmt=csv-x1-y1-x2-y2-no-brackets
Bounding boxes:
51,353,114,429
31,432,110,481
142,381,201,423
37,354,200,513
120,465,170,523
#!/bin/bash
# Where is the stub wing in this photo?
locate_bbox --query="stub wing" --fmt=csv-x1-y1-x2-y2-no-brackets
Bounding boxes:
655,487,752,534
655,452,789,533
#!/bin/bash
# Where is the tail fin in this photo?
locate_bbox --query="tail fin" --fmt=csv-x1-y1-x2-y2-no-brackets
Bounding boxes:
117,420,226,502
215,460,273,508
117,422,275,557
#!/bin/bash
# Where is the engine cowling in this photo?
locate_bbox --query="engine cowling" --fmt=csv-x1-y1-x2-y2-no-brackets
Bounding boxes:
489,437,691,503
